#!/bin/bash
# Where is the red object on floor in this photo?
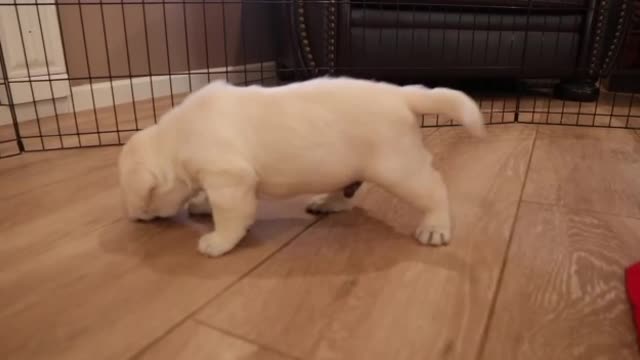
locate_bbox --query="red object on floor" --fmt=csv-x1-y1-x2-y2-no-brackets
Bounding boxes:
626,262,640,348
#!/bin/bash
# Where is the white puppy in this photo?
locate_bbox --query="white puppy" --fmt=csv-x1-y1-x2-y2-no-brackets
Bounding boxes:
118,77,485,257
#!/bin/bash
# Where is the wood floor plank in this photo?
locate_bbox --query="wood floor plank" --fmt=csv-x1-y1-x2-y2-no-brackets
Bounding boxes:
0,146,121,200
138,320,293,360
522,126,640,218
481,202,640,360
0,154,317,360
195,125,536,360
0,165,122,267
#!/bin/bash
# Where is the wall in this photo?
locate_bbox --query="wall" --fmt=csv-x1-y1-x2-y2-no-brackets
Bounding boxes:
57,0,275,84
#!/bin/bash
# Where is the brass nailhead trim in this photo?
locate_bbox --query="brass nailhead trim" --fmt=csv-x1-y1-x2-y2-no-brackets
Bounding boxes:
325,0,337,74
589,0,609,75
295,0,317,74
601,0,629,71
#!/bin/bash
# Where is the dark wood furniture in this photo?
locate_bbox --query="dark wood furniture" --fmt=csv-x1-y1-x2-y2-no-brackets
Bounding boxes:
276,0,631,101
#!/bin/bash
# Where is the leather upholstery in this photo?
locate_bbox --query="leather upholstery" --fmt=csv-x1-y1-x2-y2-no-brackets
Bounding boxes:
345,13,583,78
352,0,587,9
350,10,583,31
275,0,626,81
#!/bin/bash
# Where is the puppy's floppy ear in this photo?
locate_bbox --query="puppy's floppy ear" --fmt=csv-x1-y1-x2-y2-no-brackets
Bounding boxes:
126,164,158,210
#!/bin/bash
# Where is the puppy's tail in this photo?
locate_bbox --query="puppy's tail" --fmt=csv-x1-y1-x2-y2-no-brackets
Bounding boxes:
402,85,486,137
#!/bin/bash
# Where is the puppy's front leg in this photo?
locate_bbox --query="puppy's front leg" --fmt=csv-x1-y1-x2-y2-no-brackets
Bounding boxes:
197,175,257,257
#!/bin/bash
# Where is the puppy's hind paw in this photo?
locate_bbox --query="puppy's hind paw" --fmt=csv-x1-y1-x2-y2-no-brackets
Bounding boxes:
415,224,451,246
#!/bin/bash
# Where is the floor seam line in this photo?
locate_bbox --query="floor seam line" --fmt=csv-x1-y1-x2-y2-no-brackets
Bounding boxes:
474,125,539,360
192,318,303,360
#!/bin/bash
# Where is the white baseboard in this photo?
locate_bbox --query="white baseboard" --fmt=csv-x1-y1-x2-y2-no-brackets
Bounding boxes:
0,61,276,126
0,96,70,126
70,61,275,112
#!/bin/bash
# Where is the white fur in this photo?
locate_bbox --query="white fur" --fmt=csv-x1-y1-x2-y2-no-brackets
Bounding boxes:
118,77,485,257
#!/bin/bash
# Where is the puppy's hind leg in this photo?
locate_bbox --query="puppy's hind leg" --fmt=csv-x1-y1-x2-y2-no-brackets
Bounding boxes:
187,191,212,215
306,181,362,215
369,151,451,246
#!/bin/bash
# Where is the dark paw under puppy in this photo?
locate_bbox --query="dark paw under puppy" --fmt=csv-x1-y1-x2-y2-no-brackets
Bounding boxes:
305,181,363,216
343,181,362,199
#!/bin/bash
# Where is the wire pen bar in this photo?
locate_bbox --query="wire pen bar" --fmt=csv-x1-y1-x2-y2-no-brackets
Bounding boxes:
0,0,637,158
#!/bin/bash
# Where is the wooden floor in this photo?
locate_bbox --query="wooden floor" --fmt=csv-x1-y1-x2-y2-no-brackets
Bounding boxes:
1,124,640,360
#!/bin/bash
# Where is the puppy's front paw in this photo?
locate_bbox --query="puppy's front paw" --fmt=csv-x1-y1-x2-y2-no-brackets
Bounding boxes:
415,218,451,246
306,193,353,215
198,233,236,257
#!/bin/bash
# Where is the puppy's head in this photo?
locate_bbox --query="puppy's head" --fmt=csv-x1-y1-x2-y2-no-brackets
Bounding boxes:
118,128,192,221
